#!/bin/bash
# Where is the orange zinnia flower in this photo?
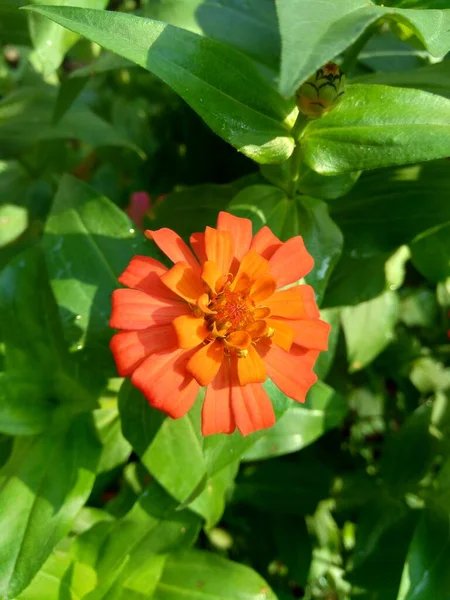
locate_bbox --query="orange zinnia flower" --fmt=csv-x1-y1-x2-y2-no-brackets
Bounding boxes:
109,212,330,436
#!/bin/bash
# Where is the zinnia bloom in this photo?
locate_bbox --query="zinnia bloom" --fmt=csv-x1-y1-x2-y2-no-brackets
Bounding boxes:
110,212,330,436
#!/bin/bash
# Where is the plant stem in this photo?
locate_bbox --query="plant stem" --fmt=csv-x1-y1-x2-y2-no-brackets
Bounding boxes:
287,111,308,198
340,20,381,76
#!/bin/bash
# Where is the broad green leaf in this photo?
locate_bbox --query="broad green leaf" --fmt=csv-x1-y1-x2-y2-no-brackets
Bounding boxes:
341,290,400,371
400,288,438,329
410,222,450,282
330,161,450,256
28,0,108,76
17,551,97,600
398,508,450,600
277,0,450,95
379,403,440,490
144,0,280,71
234,453,332,516
43,174,147,364
0,203,27,246
314,308,341,379
0,413,101,599
73,482,201,597
410,357,450,393
94,406,132,473
229,185,343,303
153,550,277,600
0,371,54,436
0,1,30,45
243,382,347,460
348,497,418,596
0,87,138,160
24,6,295,164
354,60,450,98
301,85,450,174
358,29,429,73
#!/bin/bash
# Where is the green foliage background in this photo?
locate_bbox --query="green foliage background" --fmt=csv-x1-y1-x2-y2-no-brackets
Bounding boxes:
0,0,450,598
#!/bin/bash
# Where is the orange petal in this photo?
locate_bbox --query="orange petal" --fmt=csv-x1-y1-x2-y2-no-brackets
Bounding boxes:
232,383,275,436
187,340,224,386
132,348,200,419
145,228,200,273
217,212,252,262
232,250,270,291
160,261,205,303
269,236,314,288
266,318,295,351
172,315,210,349
258,341,318,403
264,285,319,319
202,260,224,294
254,307,271,320
202,358,235,435
110,324,177,376
109,289,189,330
250,226,283,260
190,231,207,264
204,227,234,275
278,318,330,350
245,320,269,339
226,330,252,350
237,345,266,386
118,256,179,301
250,273,277,303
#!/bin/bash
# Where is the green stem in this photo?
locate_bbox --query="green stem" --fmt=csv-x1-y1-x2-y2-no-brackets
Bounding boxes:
287,111,308,198
340,20,381,76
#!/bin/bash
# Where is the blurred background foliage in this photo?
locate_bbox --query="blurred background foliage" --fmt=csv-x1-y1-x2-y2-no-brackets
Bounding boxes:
0,1,450,599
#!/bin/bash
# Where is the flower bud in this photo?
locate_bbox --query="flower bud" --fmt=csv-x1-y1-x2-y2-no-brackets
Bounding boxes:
295,62,345,119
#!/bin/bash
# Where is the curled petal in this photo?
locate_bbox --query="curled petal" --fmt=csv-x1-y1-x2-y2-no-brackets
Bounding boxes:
202,358,235,436
266,318,295,352
237,345,266,386
172,315,210,349
145,228,200,273
202,260,224,294
110,289,189,330
187,340,224,386
226,330,252,350
245,320,269,339
110,324,177,376
269,236,314,288
249,273,277,303
132,348,200,419
264,285,319,319
204,227,234,275
232,250,270,291
217,211,252,263
250,226,283,260
160,262,205,303
232,383,275,436
190,231,207,264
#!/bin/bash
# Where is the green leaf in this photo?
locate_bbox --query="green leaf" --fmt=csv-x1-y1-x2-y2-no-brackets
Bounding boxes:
341,290,400,371
380,403,440,490
17,551,97,600
153,550,277,600
94,406,132,473
0,87,138,160
24,6,295,164
0,413,101,599
43,174,147,365
301,85,450,174
144,0,280,71
243,382,348,460
331,161,450,255
277,0,450,96
410,222,450,282
28,0,108,76
0,1,31,45
73,482,201,597
229,185,343,303
0,203,27,246
354,60,450,99
398,508,450,600
234,453,332,516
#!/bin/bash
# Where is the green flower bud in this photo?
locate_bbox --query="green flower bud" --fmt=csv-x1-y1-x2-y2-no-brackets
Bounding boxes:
295,62,346,119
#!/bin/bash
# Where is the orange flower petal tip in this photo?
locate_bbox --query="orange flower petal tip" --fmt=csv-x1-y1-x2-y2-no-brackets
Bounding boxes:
110,211,330,436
